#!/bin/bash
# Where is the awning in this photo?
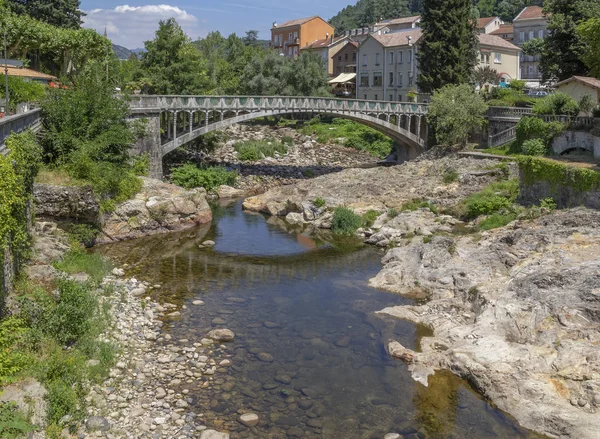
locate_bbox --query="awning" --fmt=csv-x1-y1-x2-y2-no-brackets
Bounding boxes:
329,73,356,84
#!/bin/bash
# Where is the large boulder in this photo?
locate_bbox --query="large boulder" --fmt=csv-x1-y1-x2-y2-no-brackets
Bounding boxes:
207,329,235,342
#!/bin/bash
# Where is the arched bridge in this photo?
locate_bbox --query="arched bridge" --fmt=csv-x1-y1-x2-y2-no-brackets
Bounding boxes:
128,96,429,178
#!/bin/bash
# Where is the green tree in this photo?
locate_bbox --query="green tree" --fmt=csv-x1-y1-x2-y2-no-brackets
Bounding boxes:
417,0,478,93
141,18,208,94
6,0,84,29
427,83,488,146
244,30,259,46
474,65,498,85
578,18,600,77
541,0,600,81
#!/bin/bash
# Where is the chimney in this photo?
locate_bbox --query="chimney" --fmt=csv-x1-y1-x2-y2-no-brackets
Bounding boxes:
273,22,278,28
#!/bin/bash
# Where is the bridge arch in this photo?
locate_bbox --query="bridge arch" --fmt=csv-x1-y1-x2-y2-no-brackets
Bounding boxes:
128,96,429,178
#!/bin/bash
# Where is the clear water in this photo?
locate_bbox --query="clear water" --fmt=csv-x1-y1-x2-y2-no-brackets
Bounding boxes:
98,201,544,439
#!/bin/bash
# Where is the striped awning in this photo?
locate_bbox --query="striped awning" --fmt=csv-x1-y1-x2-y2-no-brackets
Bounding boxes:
328,73,356,84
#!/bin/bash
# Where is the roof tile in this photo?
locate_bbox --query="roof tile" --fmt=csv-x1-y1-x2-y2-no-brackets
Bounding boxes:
274,16,319,28
1,65,56,80
514,6,546,21
556,76,600,91
477,33,520,51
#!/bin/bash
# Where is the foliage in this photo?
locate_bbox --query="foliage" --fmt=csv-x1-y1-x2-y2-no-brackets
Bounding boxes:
517,156,600,192
508,80,526,92
331,207,363,235
427,84,488,146
6,0,84,29
514,116,566,152
417,0,478,93
488,87,535,107
299,117,394,158
67,224,100,248
0,402,35,439
53,249,112,283
461,179,519,219
132,154,150,177
540,0,600,81
170,164,237,191
443,170,460,184
329,0,412,32
478,212,518,230
361,210,380,228
540,197,558,210
388,207,399,218
3,9,109,77
474,65,498,85
0,317,33,386
578,18,600,77
521,138,547,156
0,77,46,112
401,199,438,214
313,197,326,208
533,92,579,116
578,94,596,115
234,139,288,161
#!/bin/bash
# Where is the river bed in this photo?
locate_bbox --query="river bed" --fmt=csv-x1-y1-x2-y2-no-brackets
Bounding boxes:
98,201,542,439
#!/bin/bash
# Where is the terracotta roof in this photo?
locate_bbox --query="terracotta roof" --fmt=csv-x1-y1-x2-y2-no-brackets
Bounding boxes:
371,29,423,47
378,15,421,26
477,16,499,29
477,33,520,51
514,6,546,21
556,76,600,91
1,65,56,80
301,35,347,50
490,24,513,35
274,16,320,28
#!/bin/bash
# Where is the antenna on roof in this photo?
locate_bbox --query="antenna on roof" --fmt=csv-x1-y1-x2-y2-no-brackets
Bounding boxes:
273,22,278,28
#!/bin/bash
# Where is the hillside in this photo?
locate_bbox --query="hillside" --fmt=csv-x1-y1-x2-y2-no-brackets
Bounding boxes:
113,44,133,60
329,0,543,33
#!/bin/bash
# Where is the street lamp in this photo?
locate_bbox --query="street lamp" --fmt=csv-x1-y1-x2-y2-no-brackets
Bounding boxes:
3,27,8,116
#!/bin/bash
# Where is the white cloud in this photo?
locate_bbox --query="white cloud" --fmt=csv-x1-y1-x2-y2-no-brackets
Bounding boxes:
83,4,204,49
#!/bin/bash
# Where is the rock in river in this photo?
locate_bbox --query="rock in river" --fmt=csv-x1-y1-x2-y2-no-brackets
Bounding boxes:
238,413,260,427
207,328,235,342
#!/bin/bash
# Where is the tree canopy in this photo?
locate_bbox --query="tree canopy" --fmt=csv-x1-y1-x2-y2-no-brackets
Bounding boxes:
577,18,600,78
417,0,478,93
6,0,84,29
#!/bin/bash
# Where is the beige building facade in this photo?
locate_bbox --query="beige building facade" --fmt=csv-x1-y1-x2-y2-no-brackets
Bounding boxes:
556,76,600,105
513,6,549,83
477,34,521,83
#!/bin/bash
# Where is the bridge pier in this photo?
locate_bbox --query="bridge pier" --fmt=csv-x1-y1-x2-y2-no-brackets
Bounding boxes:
131,112,163,179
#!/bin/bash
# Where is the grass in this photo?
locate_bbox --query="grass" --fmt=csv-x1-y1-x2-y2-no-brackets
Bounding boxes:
313,197,326,208
299,117,394,159
387,208,399,219
331,207,362,236
361,210,380,228
461,179,519,220
234,139,288,161
401,199,438,214
53,249,113,284
442,170,459,184
35,167,86,186
478,213,518,230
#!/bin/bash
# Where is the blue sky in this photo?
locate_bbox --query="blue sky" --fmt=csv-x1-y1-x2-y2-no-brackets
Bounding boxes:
80,1,353,48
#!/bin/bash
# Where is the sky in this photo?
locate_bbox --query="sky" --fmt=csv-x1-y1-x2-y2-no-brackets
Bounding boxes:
80,1,354,49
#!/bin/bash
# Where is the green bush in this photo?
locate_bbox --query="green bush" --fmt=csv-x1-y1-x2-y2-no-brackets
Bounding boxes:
479,213,518,230
402,199,438,214
522,138,547,156
132,154,150,176
514,116,566,153
533,92,579,116
508,80,526,91
313,197,326,208
540,197,557,211
462,180,519,220
0,317,34,386
443,170,459,184
234,139,287,161
53,250,112,284
170,164,237,191
0,77,46,113
387,208,399,219
361,210,380,228
0,402,35,439
331,207,362,235
68,224,99,248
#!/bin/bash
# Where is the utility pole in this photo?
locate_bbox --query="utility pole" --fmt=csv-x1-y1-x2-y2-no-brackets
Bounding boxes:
104,27,109,83
3,27,9,116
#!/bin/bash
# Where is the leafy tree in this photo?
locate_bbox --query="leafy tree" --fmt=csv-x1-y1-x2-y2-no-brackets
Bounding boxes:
0,77,46,112
540,0,600,81
577,18,600,77
427,83,488,146
6,0,84,29
417,0,478,93
141,18,208,94
244,30,260,46
474,65,498,85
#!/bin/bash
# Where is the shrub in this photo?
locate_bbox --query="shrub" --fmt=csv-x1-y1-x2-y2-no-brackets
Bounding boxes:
132,154,150,176
514,117,566,153
443,170,459,184
68,224,99,248
508,80,526,91
170,164,237,191
479,213,518,230
462,180,519,220
540,197,557,211
0,77,46,113
533,92,579,116
0,317,33,386
234,139,287,161
0,402,35,439
313,197,326,208
331,207,362,235
402,199,438,214
361,210,380,228
387,208,399,219
522,138,547,156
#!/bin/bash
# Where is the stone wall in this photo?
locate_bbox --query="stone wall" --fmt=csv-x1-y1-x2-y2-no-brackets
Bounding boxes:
34,184,100,223
552,131,600,158
518,168,600,210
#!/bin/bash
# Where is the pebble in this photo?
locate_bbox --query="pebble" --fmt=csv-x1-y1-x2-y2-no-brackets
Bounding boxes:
238,413,259,427
193,300,205,306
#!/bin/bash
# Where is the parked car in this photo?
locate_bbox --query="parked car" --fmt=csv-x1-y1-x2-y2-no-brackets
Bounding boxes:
527,90,549,98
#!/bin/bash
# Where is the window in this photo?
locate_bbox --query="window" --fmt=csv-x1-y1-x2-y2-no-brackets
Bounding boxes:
408,49,413,62
274,35,279,45
528,65,533,74
398,51,403,63
345,53,348,61
389,52,394,64
528,30,534,40
293,46,298,56
288,47,293,56
338,55,342,61
373,73,383,86
360,74,369,87
362,54,367,66
480,53,490,64
398,95,403,101
364,94,368,100
494,52,502,64
389,72,394,86
375,53,381,66
293,31,298,40
352,53,356,61
398,73,403,87
389,94,393,101
289,33,292,41
374,94,378,100
408,75,413,85
537,30,544,39
519,31,525,42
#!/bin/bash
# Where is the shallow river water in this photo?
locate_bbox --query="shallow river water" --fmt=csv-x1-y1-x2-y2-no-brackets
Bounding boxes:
99,201,542,439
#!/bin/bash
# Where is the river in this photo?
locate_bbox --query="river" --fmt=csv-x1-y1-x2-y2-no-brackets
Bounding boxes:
98,200,542,439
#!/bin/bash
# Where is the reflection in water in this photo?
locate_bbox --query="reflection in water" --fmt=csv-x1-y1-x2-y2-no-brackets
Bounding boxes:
98,201,544,439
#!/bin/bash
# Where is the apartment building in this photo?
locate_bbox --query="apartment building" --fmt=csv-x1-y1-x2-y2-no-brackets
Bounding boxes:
477,16,503,34
490,24,514,42
271,16,334,58
513,6,549,83
332,40,359,75
301,36,349,76
357,30,521,101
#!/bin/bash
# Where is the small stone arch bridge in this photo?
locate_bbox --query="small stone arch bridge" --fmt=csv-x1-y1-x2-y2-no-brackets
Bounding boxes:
128,96,429,178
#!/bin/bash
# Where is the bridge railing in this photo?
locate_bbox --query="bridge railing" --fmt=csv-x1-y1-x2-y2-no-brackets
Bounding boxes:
487,106,534,119
128,95,428,115
0,109,42,154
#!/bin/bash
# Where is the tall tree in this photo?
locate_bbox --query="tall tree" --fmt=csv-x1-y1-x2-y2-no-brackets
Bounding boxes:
541,0,600,81
6,0,84,29
578,18,600,78
417,0,478,93
244,30,259,46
